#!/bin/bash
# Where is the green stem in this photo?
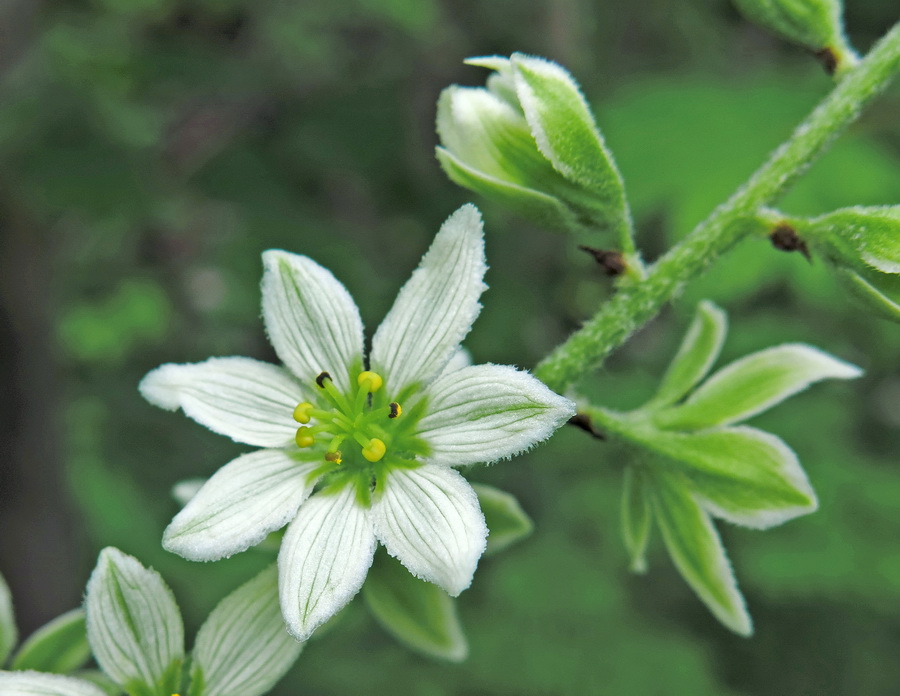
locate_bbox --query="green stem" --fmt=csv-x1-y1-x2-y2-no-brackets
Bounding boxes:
535,22,900,393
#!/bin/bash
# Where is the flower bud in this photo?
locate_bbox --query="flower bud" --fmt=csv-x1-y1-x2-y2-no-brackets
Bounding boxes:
436,53,630,240
801,206,900,320
732,0,857,74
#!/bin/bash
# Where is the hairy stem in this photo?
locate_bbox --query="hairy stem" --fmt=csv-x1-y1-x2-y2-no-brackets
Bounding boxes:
535,22,900,393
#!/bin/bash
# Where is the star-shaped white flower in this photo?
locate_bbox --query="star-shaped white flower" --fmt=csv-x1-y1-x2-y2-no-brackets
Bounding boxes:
140,204,574,641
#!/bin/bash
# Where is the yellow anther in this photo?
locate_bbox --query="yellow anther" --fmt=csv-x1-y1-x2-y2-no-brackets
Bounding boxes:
362,438,387,463
295,427,316,448
325,450,343,465
389,402,402,419
357,371,384,393
293,402,314,424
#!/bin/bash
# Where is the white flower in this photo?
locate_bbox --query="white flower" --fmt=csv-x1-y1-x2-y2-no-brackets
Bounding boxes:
140,204,575,641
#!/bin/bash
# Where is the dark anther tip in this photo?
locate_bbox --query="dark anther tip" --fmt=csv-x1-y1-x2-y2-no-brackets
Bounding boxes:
316,371,332,388
568,413,605,440
389,402,401,419
578,246,627,277
770,224,811,262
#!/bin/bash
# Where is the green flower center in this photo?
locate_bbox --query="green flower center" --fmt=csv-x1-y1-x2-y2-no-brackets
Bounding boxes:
291,370,426,502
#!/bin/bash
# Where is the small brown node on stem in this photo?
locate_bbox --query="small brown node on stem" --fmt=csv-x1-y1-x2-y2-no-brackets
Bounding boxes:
770,223,811,262
578,246,626,276
568,413,605,440
813,47,839,75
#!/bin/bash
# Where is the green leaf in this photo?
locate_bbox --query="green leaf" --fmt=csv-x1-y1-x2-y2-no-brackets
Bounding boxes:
646,468,752,636
10,609,91,673
807,205,900,274
621,467,652,573
85,548,184,696
510,54,631,236
363,551,467,662
649,300,727,408
0,671,108,696
0,572,17,665
834,265,900,322
645,426,817,528
654,343,861,429
190,565,302,696
472,483,534,555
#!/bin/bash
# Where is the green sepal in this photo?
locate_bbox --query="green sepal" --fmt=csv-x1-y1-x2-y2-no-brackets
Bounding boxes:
73,671,123,696
472,483,534,555
190,564,302,696
363,550,467,662
621,466,653,573
509,54,631,236
646,467,752,636
731,0,854,68
0,572,16,665
10,609,91,673
653,343,861,430
648,300,727,408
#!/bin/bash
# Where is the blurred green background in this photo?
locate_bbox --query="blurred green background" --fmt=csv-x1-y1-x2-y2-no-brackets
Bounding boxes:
0,0,898,694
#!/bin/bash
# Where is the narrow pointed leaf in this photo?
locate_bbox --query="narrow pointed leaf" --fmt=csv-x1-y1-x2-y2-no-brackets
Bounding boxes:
472,484,534,555
191,565,302,696
510,53,630,234
0,572,16,665
810,206,900,274
650,301,728,408
647,469,752,636
654,343,861,429
834,265,900,322
11,609,90,673
85,548,184,696
0,671,107,696
363,551,467,662
639,426,817,528
621,467,652,573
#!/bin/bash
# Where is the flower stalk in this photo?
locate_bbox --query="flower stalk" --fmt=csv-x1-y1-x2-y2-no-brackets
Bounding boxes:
535,21,900,393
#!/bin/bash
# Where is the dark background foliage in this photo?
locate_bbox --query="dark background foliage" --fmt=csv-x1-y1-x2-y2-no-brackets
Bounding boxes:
0,0,897,693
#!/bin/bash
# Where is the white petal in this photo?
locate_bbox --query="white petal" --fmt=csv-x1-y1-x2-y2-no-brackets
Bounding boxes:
415,364,575,467
440,347,473,375
140,357,304,448
371,205,487,396
261,250,364,394
164,450,321,561
372,465,487,596
278,486,376,641
0,671,107,696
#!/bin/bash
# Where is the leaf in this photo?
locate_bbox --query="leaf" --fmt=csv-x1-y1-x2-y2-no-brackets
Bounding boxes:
639,426,817,529
621,467,652,573
809,205,900,274
647,468,752,636
472,483,534,555
833,264,900,322
191,565,302,696
10,609,91,673
0,572,16,665
363,551,467,662
654,343,861,429
84,548,184,696
649,300,728,408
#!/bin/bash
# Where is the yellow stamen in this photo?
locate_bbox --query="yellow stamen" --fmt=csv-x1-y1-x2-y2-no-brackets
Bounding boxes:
357,371,384,393
362,438,387,463
293,402,314,424
389,402,402,419
295,427,316,448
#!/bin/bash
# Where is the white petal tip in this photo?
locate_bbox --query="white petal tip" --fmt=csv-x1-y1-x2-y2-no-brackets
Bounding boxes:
139,364,183,410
